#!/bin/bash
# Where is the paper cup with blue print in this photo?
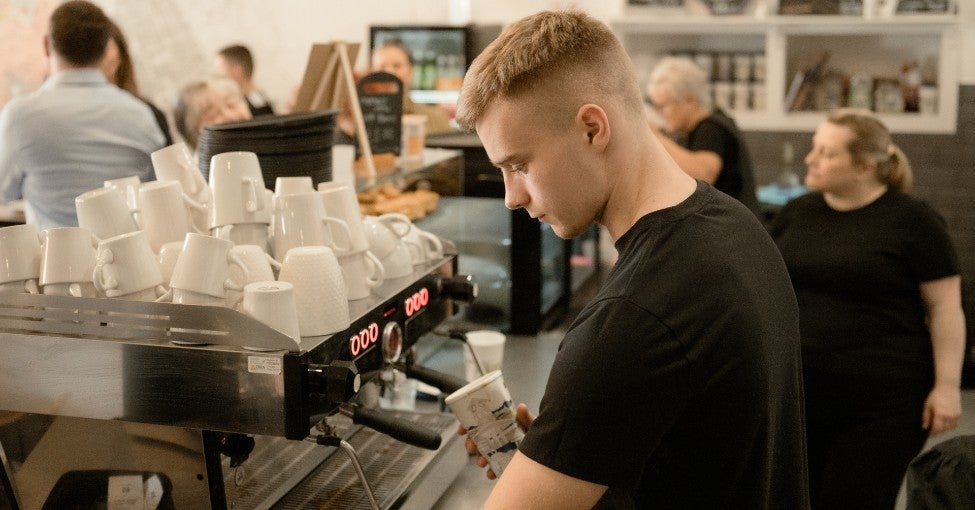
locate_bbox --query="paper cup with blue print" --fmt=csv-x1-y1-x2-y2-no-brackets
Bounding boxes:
445,370,523,476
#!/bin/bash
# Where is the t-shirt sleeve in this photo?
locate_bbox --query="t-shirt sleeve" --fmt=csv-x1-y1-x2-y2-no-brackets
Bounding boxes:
518,297,690,492
904,200,959,282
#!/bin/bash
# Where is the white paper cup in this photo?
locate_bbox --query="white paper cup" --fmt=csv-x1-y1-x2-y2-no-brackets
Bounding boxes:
445,370,523,476
75,186,139,241
0,224,42,284
401,114,427,161
464,330,506,382
240,280,301,345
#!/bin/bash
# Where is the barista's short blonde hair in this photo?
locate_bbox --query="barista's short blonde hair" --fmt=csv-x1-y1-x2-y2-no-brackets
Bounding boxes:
455,9,643,132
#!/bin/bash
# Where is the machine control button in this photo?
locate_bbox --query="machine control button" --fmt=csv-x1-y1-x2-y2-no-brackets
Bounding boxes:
307,360,361,405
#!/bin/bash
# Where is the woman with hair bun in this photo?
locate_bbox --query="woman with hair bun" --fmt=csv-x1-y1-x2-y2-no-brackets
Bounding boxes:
770,108,966,509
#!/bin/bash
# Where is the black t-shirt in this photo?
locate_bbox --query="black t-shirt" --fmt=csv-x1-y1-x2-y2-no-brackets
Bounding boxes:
684,109,758,215
519,182,809,508
769,190,959,381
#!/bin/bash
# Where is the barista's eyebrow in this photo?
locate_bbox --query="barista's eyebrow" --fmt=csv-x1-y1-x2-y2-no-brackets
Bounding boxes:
490,153,525,169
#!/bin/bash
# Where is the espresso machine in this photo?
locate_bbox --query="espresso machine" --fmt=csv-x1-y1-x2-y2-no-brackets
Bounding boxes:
0,246,476,509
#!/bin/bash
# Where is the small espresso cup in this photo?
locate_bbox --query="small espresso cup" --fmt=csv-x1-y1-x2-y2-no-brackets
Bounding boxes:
240,280,301,345
75,186,139,241
93,230,164,298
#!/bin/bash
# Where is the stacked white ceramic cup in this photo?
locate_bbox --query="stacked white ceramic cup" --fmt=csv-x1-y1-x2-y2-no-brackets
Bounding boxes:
0,224,42,294
151,142,212,234
318,182,385,300
362,214,415,279
208,151,272,253
39,226,98,297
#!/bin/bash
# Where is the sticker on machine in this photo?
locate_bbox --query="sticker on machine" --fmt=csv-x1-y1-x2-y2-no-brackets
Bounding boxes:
248,356,282,375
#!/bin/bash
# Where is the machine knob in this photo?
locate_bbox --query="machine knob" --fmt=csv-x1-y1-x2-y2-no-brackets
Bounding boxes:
438,274,478,303
307,360,361,405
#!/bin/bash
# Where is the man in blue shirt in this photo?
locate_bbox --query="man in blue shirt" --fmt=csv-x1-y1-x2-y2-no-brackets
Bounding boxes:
0,0,165,230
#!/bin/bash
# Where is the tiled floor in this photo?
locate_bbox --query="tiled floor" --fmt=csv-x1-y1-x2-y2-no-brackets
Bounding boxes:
422,265,975,509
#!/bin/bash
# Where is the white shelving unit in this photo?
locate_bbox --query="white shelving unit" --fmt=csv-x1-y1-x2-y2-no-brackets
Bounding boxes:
612,13,960,134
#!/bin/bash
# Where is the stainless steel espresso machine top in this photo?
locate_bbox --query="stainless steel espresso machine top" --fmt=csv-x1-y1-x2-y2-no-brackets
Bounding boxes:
0,248,477,509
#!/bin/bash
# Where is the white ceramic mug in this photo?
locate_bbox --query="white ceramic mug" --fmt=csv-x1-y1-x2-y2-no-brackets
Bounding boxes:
271,191,353,261
225,244,281,308
157,241,184,286
139,180,196,253
39,226,97,289
103,176,143,227
379,242,415,279
240,280,302,346
0,224,42,287
169,233,249,300
274,176,315,197
151,142,212,234
93,230,165,299
403,225,444,266
277,246,349,336
337,250,385,301
317,181,369,252
208,151,271,229
212,222,270,252
75,186,139,241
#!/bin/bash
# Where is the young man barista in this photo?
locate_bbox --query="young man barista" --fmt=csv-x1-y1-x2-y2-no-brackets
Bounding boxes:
454,9,809,509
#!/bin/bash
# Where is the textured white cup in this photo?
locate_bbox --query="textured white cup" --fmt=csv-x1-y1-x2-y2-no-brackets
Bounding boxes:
445,370,524,477
274,176,315,197
139,180,195,253
208,151,271,229
39,226,97,287
318,181,369,252
464,330,506,382
241,280,301,345
151,142,212,234
75,186,139,241
170,233,249,299
0,224,42,285
277,246,349,336
271,191,353,261
93,230,164,298
337,250,385,301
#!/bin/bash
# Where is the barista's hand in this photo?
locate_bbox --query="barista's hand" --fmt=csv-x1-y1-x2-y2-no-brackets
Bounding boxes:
923,383,962,436
457,403,535,480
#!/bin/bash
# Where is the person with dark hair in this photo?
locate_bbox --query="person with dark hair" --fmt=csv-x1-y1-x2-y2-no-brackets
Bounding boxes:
0,0,165,229
646,56,759,215
770,108,966,509
215,44,274,117
101,19,173,145
455,9,808,509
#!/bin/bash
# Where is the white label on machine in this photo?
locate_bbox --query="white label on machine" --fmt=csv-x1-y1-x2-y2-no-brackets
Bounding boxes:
248,356,282,375
107,474,144,510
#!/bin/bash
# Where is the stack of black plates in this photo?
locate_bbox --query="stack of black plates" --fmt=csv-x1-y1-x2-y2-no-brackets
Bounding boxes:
198,109,338,190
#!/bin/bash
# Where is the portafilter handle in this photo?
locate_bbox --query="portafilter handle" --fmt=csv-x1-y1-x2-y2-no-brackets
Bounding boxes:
339,403,442,451
393,362,466,395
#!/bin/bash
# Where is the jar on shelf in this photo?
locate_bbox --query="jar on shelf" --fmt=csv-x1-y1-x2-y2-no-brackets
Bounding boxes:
847,74,873,110
874,78,904,114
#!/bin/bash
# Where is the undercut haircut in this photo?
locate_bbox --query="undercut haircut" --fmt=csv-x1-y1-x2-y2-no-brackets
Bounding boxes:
218,45,255,78
455,8,643,133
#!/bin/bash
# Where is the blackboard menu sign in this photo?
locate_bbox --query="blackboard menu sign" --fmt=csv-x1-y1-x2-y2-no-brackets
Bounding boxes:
357,71,403,155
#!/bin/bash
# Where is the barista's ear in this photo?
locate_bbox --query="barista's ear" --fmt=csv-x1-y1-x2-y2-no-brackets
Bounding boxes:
577,104,610,153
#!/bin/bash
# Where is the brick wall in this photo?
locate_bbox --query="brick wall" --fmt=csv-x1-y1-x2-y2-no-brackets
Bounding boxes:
742,84,975,371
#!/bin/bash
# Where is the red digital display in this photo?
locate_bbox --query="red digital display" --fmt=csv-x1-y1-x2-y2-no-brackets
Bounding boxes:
404,288,430,317
349,322,381,356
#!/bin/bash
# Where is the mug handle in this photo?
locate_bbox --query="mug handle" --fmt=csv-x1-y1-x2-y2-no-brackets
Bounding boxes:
224,250,251,292
243,177,265,213
212,224,232,241
322,217,354,255
92,249,118,293
68,282,85,298
263,252,283,271
155,287,173,303
377,212,413,237
417,229,444,259
363,250,385,288
182,192,210,233
24,279,39,295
